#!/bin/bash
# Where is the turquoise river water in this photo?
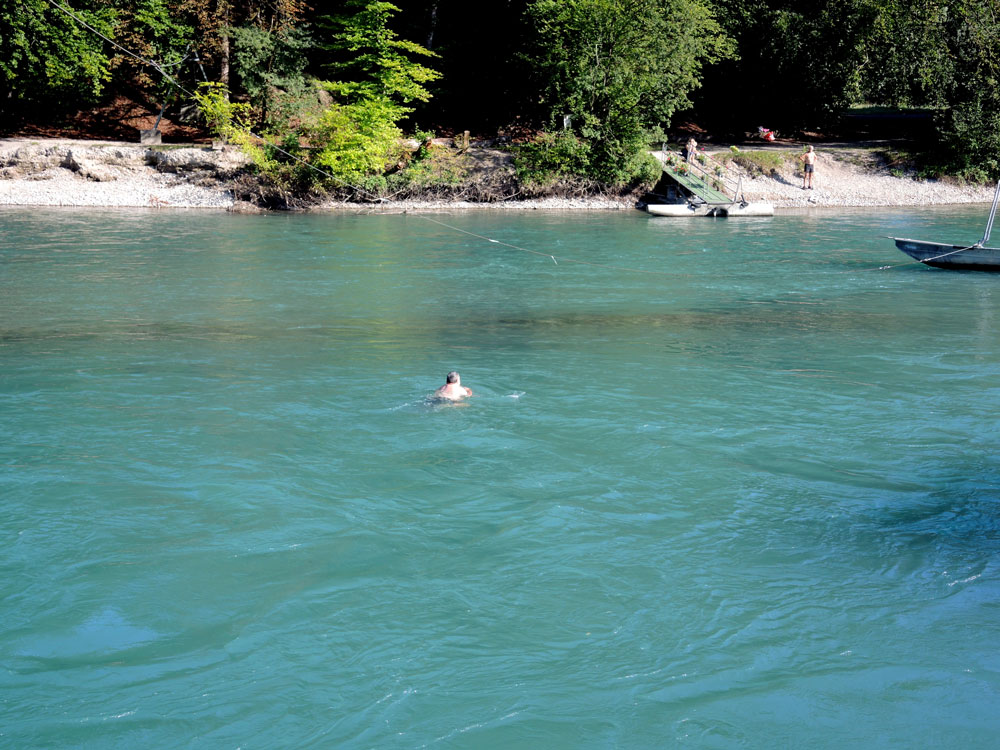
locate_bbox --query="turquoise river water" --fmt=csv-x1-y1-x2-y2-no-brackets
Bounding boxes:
2,206,999,748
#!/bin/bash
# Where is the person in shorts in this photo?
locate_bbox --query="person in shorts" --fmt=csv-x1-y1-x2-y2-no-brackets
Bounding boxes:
801,145,816,189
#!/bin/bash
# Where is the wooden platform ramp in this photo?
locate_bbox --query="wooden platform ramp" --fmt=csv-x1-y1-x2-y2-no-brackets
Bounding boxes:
659,159,731,204
646,149,773,217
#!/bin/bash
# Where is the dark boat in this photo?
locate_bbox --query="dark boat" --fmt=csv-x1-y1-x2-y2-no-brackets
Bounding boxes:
889,182,1000,270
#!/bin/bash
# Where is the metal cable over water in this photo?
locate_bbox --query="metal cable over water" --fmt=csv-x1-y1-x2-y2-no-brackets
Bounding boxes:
412,215,685,276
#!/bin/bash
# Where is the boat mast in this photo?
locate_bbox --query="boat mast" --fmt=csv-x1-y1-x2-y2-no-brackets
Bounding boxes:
981,181,1000,246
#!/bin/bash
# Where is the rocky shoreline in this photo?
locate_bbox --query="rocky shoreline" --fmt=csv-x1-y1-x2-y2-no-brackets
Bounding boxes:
1,138,994,212
0,139,243,210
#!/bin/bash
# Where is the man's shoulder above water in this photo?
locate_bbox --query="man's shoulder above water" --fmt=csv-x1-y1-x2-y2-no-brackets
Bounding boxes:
435,383,472,400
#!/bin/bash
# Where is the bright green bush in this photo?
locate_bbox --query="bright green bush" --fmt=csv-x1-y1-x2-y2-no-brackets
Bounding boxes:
194,82,292,182
514,131,592,185
309,95,405,184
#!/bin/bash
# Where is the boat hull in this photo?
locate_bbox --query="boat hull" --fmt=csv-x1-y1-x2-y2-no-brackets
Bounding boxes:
646,202,774,217
646,203,712,217
891,237,1000,271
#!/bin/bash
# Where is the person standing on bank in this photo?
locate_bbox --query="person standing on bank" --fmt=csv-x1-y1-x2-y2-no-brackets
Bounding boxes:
435,371,473,401
800,145,816,189
685,137,698,164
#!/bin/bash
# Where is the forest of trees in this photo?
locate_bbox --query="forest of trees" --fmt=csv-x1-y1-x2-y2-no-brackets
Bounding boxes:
3,0,1000,191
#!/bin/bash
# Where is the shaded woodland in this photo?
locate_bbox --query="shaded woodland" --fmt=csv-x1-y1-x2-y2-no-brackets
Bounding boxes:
3,1,1000,187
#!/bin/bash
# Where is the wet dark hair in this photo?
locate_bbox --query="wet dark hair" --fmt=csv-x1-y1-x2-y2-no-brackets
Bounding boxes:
446,371,459,384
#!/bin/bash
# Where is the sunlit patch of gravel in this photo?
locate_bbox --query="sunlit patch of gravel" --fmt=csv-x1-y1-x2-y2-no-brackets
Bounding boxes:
731,150,995,208
0,171,233,208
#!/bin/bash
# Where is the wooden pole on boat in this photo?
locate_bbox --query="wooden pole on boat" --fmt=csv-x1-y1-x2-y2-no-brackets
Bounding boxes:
980,181,1000,245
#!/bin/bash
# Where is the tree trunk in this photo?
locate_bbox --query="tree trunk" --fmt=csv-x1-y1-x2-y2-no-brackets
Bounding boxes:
426,1,439,49
219,1,230,97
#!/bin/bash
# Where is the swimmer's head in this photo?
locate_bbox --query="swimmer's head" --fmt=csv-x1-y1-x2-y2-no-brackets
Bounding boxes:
446,371,460,384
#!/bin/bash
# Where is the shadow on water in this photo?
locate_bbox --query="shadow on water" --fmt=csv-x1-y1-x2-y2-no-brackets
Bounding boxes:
3,294,989,344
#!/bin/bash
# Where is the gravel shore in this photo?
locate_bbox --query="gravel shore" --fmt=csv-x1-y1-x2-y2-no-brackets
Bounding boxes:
0,172,235,209
0,139,237,210
1,138,993,212
733,146,996,207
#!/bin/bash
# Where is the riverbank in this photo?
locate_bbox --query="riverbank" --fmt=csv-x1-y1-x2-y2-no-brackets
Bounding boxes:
1,137,994,211
0,139,241,210
733,145,996,207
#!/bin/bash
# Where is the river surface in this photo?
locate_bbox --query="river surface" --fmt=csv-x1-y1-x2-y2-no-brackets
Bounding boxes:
2,206,999,748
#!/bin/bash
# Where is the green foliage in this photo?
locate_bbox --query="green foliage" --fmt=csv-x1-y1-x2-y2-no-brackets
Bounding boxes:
631,149,663,185
319,1,440,111
309,95,405,183
132,0,193,61
133,0,196,101
397,142,467,188
933,0,1000,181
194,82,253,138
703,0,879,131
193,81,291,182
16,0,1000,196
95,0,196,103
0,0,115,107
229,23,312,124
702,0,999,183
308,0,440,184
858,0,950,109
524,0,734,184
514,131,592,185
193,1,445,194
855,0,1000,181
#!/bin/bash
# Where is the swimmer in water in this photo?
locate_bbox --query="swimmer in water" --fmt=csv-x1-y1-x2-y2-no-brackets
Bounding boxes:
435,371,473,401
